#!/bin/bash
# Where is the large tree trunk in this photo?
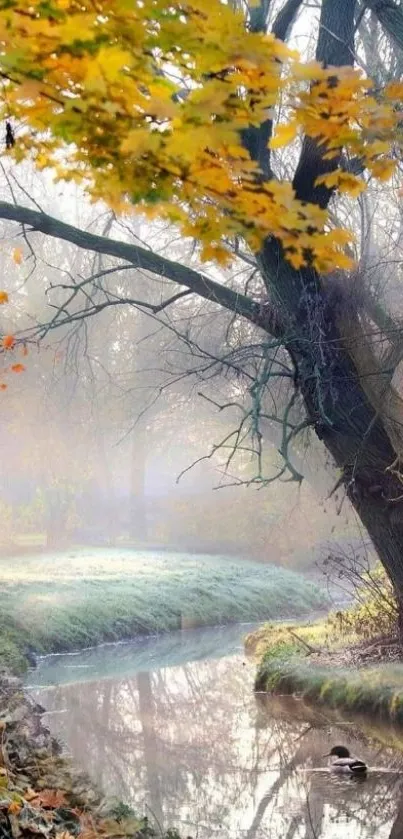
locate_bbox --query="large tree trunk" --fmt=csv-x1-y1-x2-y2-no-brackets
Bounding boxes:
260,241,403,629
247,0,403,625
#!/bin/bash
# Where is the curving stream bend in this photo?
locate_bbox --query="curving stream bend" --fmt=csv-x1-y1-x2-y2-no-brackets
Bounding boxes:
26,623,403,839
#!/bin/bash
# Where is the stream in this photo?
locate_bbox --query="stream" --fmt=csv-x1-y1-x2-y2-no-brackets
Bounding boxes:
26,623,403,839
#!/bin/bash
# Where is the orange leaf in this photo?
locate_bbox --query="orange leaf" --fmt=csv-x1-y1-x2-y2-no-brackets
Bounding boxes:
0,292,8,305
31,789,68,809
2,336,15,350
11,363,25,373
12,248,23,265
385,82,403,100
0,384,7,391
8,802,21,816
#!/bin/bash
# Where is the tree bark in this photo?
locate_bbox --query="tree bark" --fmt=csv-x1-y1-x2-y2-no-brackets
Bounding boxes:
367,0,403,53
259,238,403,630
256,0,403,628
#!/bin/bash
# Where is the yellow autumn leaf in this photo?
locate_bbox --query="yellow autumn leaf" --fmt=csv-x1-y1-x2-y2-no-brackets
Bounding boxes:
287,249,305,270
338,172,365,197
315,171,340,190
120,129,156,156
269,122,298,149
368,158,397,181
365,140,391,158
328,227,355,246
316,170,364,197
92,47,133,83
385,82,403,100
0,292,8,304
0,0,401,275
201,244,231,265
12,248,23,265
291,60,327,80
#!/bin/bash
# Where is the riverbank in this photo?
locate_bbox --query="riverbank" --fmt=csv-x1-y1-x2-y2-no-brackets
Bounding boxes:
246,614,403,723
0,548,326,671
0,671,177,839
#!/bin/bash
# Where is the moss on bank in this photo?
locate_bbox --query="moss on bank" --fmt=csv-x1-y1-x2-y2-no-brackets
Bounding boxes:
247,617,403,723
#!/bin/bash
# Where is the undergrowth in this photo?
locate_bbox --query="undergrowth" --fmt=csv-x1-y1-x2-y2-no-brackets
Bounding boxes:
0,548,325,665
248,563,403,722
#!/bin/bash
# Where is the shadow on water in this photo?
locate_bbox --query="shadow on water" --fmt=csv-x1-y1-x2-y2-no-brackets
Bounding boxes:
26,624,403,839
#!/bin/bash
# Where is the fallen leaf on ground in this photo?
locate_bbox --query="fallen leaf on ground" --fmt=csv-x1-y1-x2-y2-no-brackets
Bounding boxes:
24,790,39,802
31,790,68,809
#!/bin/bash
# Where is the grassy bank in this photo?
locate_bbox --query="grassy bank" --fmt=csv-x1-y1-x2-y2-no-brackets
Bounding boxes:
0,548,326,671
247,614,403,723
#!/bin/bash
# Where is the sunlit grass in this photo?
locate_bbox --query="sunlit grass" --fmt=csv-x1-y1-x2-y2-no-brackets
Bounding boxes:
0,549,326,662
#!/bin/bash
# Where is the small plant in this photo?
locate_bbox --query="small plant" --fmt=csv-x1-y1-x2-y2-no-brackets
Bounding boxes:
109,802,136,822
319,543,398,641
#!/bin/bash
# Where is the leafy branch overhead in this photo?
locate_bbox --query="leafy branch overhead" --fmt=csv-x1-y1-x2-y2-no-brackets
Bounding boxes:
0,0,402,271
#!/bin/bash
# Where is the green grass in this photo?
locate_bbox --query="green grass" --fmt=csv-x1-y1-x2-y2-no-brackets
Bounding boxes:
0,548,326,668
249,616,403,723
255,653,403,722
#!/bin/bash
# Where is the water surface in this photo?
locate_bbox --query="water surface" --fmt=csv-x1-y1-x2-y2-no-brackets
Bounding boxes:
28,624,403,839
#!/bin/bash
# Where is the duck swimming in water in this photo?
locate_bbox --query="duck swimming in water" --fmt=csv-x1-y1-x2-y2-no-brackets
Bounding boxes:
323,745,367,775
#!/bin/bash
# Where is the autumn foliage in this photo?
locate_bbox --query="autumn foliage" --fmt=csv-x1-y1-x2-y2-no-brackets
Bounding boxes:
0,0,401,272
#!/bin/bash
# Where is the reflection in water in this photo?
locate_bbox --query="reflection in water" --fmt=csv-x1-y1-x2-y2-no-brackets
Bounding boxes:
28,627,403,839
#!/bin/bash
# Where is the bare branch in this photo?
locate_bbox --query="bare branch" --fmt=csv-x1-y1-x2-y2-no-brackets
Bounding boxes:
0,201,265,329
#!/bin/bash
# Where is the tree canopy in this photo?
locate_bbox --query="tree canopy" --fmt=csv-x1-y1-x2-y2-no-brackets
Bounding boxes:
0,0,401,271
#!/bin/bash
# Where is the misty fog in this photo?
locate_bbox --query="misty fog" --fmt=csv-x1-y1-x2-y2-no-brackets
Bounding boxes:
0,161,365,568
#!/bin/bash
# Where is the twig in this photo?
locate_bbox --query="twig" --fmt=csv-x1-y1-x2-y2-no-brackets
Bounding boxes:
287,628,320,655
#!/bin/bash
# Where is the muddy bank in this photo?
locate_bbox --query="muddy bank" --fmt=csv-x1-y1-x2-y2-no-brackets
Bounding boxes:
247,622,403,724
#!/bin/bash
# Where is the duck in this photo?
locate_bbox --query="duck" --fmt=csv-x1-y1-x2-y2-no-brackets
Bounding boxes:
323,745,367,775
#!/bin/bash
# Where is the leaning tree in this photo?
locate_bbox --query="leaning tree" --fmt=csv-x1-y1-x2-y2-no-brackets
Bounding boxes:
1,0,403,621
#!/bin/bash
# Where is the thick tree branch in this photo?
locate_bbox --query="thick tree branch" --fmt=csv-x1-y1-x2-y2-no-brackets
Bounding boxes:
272,0,303,39
366,0,403,52
242,0,303,179
0,201,265,329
